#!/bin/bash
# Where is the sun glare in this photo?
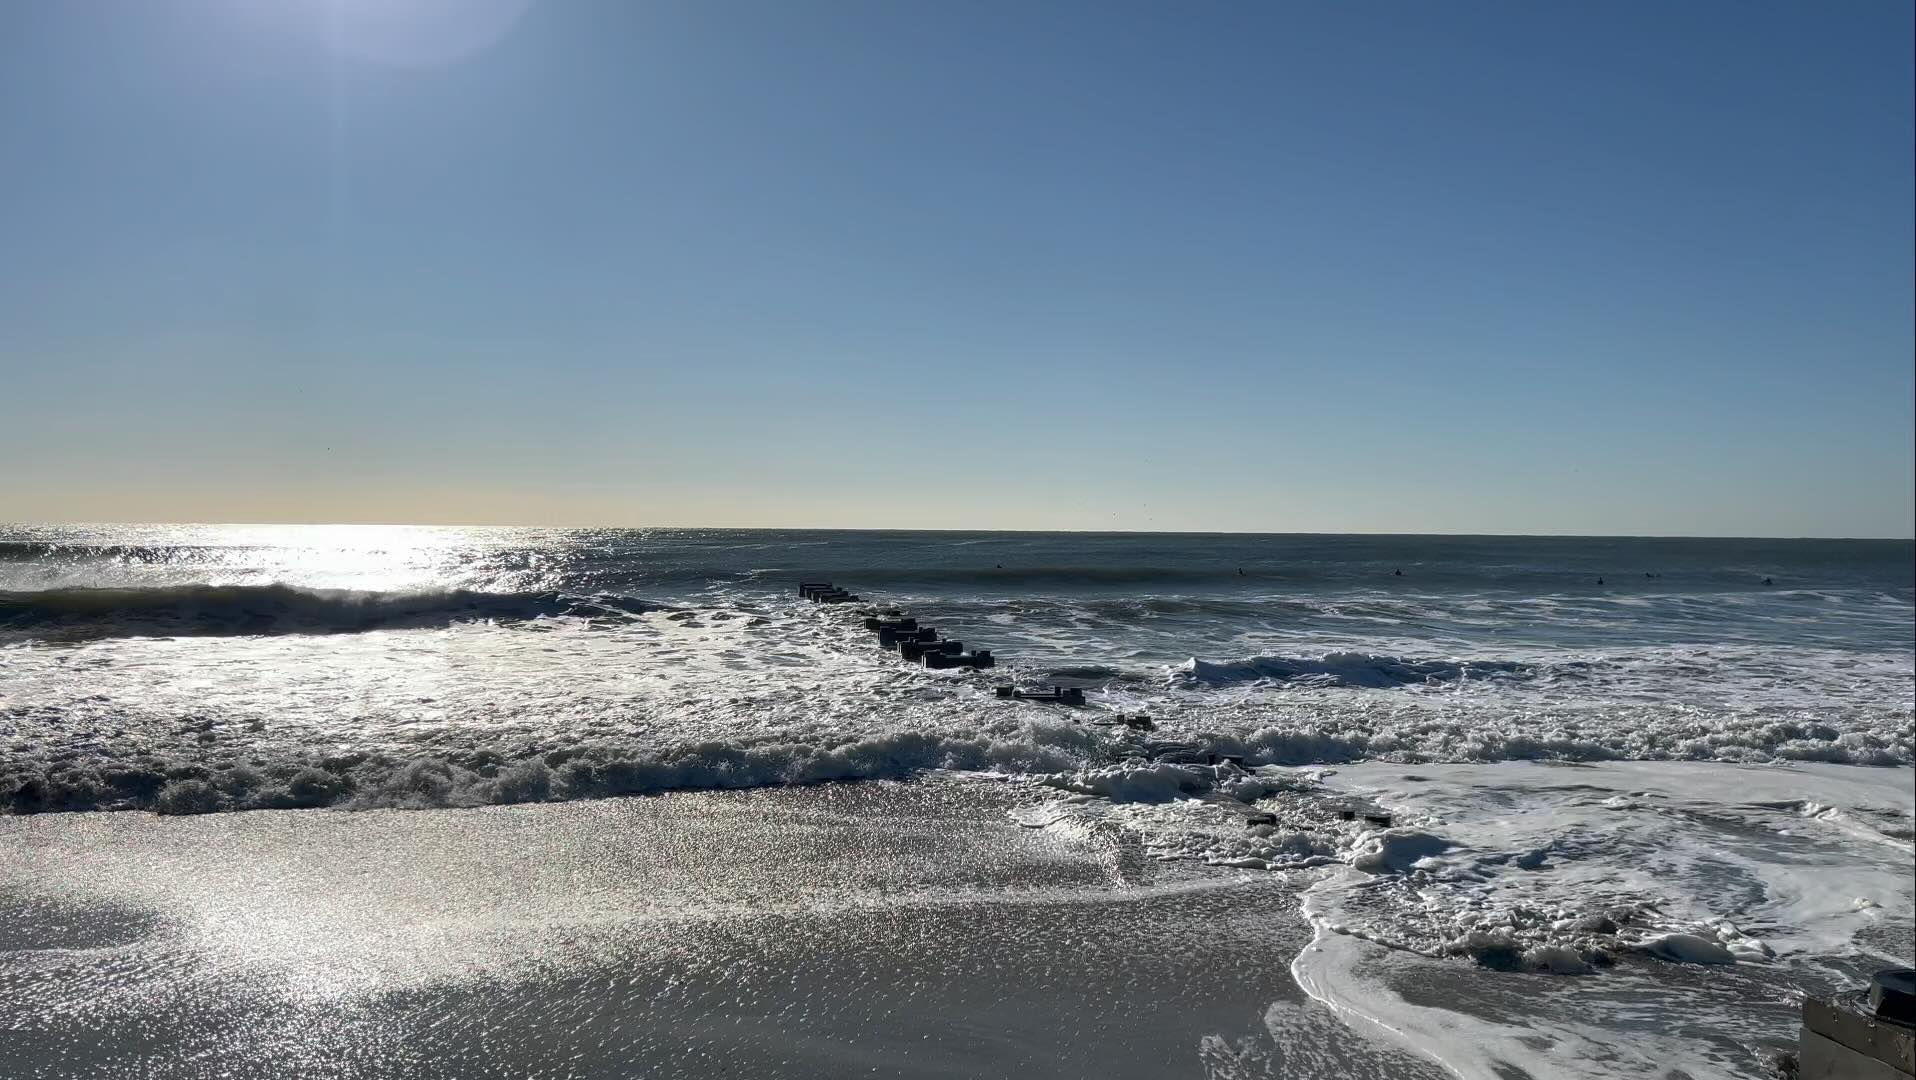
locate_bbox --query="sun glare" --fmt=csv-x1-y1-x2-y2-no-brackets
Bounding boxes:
321,0,534,67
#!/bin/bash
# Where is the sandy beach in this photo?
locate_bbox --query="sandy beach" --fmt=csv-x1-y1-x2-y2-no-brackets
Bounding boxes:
0,777,1449,1080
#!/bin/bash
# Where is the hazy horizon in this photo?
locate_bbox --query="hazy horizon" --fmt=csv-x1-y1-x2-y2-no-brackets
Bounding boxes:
5,519,1912,542
4,0,1911,537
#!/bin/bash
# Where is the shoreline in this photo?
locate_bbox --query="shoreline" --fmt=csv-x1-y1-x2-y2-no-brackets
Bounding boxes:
6,760,1909,1078
0,775,1441,1080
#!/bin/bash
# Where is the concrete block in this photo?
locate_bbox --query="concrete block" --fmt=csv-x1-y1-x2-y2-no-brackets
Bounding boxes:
1801,989,1915,1079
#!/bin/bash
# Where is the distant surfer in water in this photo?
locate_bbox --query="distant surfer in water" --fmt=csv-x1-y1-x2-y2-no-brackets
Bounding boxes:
1764,577,1773,586
1394,569,1403,577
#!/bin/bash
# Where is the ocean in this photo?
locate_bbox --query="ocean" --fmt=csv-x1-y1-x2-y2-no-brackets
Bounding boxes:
2,525,1911,1079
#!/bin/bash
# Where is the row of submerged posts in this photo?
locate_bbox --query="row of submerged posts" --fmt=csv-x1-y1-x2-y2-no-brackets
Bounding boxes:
799,581,995,669
798,582,1151,726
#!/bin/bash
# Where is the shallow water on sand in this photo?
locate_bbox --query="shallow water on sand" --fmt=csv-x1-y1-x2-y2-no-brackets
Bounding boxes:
0,779,1445,1080
7,763,1908,1079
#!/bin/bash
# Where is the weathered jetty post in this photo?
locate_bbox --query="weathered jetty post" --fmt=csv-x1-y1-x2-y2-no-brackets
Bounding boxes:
797,579,1177,730
803,581,998,671
799,582,860,604
899,638,960,661
1798,969,1914,1078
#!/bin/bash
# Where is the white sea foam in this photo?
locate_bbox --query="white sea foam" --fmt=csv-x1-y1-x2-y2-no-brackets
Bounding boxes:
2,584,1908,815
1635,932,1739,965
1289,761,1915,1078
1172,652,1535,689
1006,757,1913,1076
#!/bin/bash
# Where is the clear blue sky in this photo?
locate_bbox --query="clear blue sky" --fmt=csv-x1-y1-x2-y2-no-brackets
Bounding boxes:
2,0,1910,535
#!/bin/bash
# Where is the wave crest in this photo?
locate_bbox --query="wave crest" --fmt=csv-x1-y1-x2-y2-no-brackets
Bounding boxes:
0,722,1100,815
0,585,656,640
1172,651,1536,689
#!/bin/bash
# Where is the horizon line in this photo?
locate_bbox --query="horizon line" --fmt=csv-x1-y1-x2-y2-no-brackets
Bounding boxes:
5,520,1912,543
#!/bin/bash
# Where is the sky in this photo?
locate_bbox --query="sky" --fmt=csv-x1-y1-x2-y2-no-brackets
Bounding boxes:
1,0,1911,536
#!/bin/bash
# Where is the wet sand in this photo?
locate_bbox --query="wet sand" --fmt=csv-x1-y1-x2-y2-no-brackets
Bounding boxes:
0,778,1438,1080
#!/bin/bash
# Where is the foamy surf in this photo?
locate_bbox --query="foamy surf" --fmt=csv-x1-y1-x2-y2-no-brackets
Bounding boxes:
1,526,1910,1078
1013,758,1914,1078
1,585,1908,814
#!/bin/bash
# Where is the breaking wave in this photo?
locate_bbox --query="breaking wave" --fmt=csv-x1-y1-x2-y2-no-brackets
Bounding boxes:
5,696,1905,817
0,585,658,640
1173,652,1538,689
0,722,1099,815
1039,663,1132,681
